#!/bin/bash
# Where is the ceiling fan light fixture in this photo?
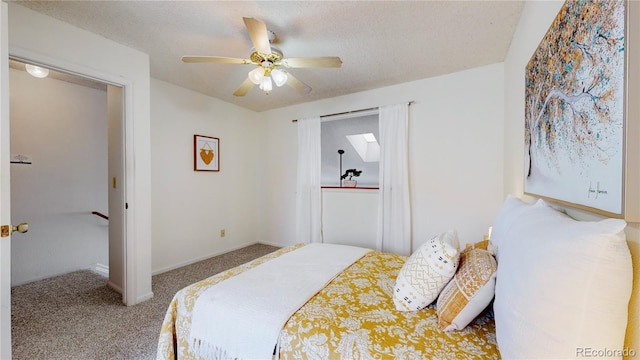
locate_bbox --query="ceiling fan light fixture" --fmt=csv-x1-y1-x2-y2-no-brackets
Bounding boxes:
259,76,273,93
271,69,288,87
25,64,49,78
184,17,341,97
248,66,264,85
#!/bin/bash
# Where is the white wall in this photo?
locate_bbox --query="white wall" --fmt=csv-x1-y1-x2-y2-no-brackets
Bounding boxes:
8,3,152,304
322,188,378,248
503,0,638,353
150,79,263,274
9,69,108,285
261,63,505,250
503,1,563,197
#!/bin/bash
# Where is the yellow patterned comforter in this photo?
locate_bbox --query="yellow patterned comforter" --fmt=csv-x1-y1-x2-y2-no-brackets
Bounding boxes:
156,244,499,360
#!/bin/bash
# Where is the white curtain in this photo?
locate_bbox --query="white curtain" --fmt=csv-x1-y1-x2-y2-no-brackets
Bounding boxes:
295,116,323,243
377,103,411,255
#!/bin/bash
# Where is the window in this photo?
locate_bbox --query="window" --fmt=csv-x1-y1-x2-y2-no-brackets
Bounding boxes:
321,113,379,187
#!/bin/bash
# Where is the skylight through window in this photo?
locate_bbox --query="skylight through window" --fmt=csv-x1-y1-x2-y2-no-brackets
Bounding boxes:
321,113,379,187
346,133,380,162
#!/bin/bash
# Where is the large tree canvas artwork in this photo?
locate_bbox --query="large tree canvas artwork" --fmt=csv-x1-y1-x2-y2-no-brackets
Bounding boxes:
524,0,625,216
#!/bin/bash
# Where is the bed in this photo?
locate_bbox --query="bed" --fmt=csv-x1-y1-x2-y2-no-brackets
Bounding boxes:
156,242,499,359
157,196,633,360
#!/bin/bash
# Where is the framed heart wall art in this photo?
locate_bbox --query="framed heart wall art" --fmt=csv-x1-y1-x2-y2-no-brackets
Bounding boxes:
194,134,220,171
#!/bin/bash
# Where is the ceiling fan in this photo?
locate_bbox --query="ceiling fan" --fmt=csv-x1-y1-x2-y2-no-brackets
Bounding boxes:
182,17,342,96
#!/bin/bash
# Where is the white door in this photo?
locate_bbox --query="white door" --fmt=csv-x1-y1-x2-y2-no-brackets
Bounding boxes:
0,2,11,358
107,85,126,299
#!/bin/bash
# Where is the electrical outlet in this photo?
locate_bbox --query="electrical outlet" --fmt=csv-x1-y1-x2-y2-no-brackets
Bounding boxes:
220,229,226,237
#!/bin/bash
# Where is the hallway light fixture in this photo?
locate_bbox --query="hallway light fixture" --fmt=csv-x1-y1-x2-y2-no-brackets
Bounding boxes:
25,64,49,79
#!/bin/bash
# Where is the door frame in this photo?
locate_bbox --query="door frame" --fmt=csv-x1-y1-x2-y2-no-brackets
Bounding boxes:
1,2,11,358
9,47,136,305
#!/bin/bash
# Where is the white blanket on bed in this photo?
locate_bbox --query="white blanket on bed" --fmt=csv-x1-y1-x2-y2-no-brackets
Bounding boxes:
188,243,371,359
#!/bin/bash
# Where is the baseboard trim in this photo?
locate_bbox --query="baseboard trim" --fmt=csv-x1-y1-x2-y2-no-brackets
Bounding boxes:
107,280,122,294
135,291,154,305
90,263,109,278
152,242,277,276
256,240,285,247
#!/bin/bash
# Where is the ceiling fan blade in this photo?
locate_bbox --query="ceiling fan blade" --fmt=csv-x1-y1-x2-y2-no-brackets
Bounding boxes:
281,57,342,68
233,77,254,97
243,17,272,55
182,56,252,64
285,72,312,94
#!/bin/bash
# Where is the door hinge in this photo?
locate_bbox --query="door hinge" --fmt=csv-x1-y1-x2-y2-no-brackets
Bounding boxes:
1,225,9,237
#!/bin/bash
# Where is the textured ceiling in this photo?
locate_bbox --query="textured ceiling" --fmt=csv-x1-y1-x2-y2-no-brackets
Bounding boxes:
11,1,524,112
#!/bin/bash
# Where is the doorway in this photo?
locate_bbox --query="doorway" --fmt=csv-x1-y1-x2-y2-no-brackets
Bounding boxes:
8,58,126,300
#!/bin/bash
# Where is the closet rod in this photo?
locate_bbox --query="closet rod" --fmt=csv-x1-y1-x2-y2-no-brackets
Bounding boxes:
291,100,414,123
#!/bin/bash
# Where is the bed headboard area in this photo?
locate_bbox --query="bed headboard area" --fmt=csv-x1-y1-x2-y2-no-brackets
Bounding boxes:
490,196,636,359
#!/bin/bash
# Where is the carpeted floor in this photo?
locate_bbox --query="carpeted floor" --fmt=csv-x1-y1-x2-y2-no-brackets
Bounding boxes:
11,243,279,360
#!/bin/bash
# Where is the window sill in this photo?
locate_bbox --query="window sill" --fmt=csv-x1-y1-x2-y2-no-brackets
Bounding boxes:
321,186,379,190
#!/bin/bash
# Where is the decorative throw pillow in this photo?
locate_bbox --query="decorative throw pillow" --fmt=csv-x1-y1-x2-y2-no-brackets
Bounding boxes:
436,247,497,331
464,239,495,255
393,230,460,312
494,199,632,359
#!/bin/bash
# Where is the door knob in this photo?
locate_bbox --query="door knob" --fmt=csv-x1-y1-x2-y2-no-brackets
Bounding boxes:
12,222,29,234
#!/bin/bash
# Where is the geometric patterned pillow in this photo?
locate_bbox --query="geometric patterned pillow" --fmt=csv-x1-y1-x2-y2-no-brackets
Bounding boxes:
393,230,460,311
436,247,497,331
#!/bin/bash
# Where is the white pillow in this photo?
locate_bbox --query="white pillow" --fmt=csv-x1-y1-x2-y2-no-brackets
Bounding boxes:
494,199,632,359
489,195,532,258
393,230,460,312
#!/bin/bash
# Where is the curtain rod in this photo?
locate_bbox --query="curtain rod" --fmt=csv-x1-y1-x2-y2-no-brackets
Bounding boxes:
291,100,414,123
